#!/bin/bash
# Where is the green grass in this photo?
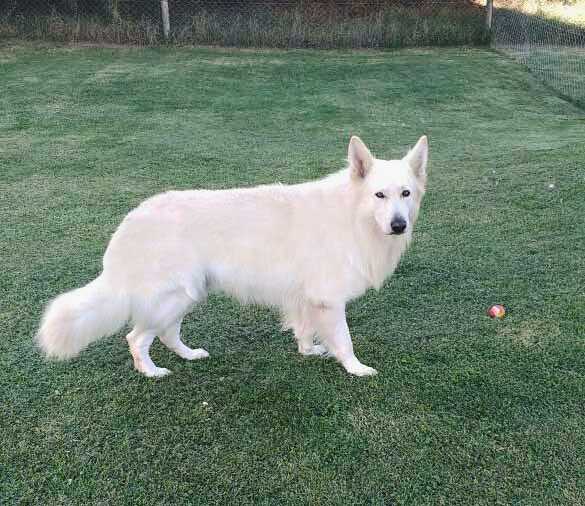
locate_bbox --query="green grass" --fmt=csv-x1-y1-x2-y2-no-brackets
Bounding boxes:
1,43,585,504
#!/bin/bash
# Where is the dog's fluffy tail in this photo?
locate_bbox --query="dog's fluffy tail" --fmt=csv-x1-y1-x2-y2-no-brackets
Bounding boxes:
36,275,130,360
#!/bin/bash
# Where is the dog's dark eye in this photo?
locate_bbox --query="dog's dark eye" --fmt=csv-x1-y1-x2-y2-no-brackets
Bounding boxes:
402,189,411,198
375,192,385,199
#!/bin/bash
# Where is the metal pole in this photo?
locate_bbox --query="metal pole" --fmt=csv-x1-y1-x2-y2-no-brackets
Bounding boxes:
161,0,170,40
486,0,493,31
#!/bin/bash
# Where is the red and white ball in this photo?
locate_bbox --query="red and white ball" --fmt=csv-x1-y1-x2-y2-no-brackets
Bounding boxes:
487,304,506,319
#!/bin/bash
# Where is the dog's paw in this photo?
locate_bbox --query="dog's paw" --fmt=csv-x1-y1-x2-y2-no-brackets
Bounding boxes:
143,367,172,378
300,344,328,357
344,361,378,377
182,348,210,360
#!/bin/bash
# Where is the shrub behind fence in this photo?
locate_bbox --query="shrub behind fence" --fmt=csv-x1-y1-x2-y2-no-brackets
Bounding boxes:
0,0,489,47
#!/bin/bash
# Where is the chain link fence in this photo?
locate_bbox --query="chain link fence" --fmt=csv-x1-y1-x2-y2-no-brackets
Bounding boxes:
492,0,585,108
0,0,489,47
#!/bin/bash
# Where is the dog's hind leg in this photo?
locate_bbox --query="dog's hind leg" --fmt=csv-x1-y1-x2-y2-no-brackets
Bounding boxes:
126,327,170,378
160,318,209,361
295,321,327,357
127,288,201,377
310,304,377,377
284,305,327,356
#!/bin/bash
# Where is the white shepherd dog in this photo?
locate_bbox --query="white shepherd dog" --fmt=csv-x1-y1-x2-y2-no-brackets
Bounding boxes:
37,135,429,378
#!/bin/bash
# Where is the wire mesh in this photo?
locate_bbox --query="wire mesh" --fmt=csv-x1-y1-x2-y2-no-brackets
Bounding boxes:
492,0,585,108
0,0,489,48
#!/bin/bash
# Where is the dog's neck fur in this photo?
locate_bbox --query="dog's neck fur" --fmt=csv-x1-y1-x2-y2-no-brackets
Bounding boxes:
354,216,411,291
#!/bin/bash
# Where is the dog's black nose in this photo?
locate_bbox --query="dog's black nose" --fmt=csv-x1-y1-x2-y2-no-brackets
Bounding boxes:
390,218,407,234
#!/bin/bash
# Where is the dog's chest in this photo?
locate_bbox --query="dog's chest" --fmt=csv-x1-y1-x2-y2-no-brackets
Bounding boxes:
352,236,408,292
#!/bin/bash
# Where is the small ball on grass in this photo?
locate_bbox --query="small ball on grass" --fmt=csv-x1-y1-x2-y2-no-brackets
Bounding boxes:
487,304,506,319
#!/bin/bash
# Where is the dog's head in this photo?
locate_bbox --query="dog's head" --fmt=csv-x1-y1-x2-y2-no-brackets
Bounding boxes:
348,135,428,237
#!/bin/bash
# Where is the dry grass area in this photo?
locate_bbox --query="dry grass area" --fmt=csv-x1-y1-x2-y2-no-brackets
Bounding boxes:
495,0,585,26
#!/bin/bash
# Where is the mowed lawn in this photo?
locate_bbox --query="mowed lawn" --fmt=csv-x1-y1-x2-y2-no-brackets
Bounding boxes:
1,43,584,505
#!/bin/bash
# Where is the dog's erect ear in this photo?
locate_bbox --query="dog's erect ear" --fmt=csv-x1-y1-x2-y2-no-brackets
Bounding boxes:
348,136,374,179
404,135,428,183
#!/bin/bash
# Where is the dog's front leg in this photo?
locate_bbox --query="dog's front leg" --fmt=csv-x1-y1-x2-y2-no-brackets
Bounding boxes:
312,304,377,377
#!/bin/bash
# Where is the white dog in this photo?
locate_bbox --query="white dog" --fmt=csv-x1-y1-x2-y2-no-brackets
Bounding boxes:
37,135,429,377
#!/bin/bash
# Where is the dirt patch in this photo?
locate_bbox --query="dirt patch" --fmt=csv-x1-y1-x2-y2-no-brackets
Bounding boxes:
497,318,561,347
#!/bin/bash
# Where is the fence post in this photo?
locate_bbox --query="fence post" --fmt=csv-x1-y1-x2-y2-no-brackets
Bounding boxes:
161,0,170,40
486,0,493,30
